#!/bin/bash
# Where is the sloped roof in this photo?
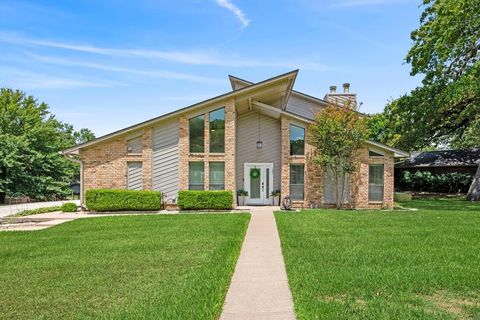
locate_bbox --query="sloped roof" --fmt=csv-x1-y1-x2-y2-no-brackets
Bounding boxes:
397,148,480,168
63,70,298,154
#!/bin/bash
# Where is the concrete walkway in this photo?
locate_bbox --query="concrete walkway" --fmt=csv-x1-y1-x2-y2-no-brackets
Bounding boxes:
220,206,296,320
0,200,80,218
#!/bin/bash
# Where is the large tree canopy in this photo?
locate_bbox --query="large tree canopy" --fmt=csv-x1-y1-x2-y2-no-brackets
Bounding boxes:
0,88,95,200
368,0,480,150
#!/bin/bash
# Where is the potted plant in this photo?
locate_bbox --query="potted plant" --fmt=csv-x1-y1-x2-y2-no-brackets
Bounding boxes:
237,189,248,206
271,190,281,206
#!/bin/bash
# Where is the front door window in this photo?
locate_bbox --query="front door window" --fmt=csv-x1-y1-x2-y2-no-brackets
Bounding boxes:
250,168,261,199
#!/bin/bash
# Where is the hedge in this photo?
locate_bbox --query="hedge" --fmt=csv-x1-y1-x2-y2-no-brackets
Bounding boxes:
61,202,77,212
15,206,61,217
398,171,473,193
177,190,233,210
85,189,162,212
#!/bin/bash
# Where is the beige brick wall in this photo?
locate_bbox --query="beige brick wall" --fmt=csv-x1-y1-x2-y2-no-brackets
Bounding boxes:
178,99,236,199
281,115,395,209
80,128,152,203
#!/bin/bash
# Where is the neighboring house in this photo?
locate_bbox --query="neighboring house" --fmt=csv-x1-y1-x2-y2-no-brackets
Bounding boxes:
63,70,408,209
395,148,480,181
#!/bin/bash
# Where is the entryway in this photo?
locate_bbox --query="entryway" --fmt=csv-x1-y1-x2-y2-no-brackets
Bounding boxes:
244,163,273,205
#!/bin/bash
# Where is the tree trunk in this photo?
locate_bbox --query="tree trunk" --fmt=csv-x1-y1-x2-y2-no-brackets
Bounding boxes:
466,164,480,201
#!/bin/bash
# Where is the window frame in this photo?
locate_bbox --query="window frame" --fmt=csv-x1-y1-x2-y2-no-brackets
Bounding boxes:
188,161,205,190
189,114,205,153
289,164,305,200
209,107,225,154
209,161,225,190
368,164,384,202
289,124,305,156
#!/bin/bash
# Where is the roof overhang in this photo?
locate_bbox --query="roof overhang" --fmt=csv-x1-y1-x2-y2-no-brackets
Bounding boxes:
63,70,298,155
365,140,410,158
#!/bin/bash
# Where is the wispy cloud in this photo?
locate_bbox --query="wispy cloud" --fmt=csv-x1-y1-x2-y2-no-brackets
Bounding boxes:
23,52,225,85
0,31,330,71
0,67,122,89
214,0,250,28
328,0,406,8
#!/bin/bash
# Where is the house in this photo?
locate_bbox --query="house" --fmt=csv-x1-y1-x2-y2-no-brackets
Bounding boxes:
395,148,480,182
63,70,408,209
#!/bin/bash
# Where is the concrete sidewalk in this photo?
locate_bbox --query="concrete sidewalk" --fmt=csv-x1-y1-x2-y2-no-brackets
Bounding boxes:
220,206,296,320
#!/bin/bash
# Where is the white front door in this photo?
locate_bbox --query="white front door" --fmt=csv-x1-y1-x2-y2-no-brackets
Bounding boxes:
244,163,273,205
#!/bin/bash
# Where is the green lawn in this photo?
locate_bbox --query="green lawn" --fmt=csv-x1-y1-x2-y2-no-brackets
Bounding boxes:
275,198,480,319
0,213,250,319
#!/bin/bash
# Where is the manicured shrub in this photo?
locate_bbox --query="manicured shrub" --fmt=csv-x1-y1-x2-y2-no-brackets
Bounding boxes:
177,190,233,210
85,189,162,212
61,202,77,212
399,171,473,193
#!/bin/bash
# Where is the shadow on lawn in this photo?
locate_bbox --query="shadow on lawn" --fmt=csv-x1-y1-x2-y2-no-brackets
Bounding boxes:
401,197,480,212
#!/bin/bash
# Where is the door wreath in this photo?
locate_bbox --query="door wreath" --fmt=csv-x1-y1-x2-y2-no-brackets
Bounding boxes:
250,168,260,179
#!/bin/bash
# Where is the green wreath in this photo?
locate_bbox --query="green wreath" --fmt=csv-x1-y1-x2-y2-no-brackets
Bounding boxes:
250,168,260,179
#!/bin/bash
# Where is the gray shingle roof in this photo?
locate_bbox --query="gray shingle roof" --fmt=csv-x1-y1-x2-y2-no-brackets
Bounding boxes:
397,148,480,168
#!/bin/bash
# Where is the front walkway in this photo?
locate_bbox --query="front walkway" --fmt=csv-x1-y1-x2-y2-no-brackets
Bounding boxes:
220,206,296,320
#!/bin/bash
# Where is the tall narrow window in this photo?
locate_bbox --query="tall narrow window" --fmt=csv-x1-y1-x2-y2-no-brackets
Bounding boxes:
189,162,204,190
189,115,205,153
127,162,143,190
290,124,305,155
290,164,305,200
209,162,225,190
369,164,384,202
209,108,225,153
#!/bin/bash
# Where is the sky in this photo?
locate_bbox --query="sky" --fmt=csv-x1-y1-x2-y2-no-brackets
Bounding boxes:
1,0,423,136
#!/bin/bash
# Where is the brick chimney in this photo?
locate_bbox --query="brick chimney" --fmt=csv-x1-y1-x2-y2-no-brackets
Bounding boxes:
324,83,357,109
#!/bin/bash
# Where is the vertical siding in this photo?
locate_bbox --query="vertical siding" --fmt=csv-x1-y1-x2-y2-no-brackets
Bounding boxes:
152,120,179,200
127,162,143,190
236,111,281,191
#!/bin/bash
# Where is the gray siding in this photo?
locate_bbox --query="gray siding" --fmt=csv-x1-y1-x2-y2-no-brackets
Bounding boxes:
152,120,179,200
286,95,324,120
127,162,143,190
236,111,281,191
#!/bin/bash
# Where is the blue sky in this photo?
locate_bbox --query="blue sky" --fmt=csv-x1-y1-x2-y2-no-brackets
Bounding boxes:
1,0,422,136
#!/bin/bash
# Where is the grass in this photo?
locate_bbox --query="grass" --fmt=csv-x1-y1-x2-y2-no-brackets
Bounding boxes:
275,198,480,319
0,213,250,319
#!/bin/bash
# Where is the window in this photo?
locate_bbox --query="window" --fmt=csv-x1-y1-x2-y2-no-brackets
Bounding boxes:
290,124,305,155
323,169,350,204
290,164,305,200
189,115,205,153
127,135,142,154
209,162,225,190
209,108,225,153
369,164,384,202
189,162,204,190
127,162,143,190
369,150,384,157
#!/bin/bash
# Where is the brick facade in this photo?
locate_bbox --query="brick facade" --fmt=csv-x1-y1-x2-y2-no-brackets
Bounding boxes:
280,115,395,209
178,99,236,198
80,128,152,201
79,104,395,210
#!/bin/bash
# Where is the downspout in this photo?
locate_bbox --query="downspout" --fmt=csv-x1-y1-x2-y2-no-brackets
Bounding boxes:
63,153,84,207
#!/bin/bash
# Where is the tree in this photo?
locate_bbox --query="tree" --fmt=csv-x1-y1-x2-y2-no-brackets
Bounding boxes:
73,128,96,144
0,88,95,201
309,104,367,208
369,0,480,150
